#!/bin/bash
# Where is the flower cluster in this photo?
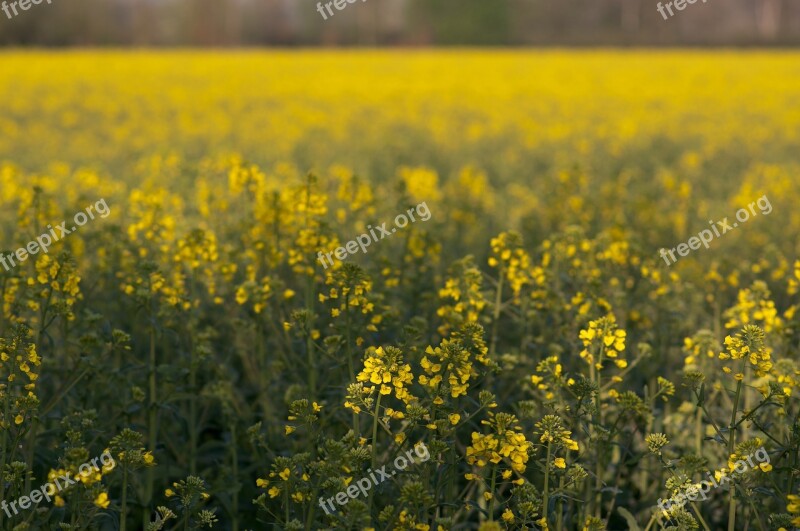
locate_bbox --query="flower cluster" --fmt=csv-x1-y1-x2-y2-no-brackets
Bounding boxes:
578,314,627,370
0,324,40,428
356,346,415,402
535,415,579,452
466,412,530,475
719,325,772,379
488,231,532,298
420,332,490,400
46,452,116,509
437,256,486,331
530,355,569,402
723,280,783,333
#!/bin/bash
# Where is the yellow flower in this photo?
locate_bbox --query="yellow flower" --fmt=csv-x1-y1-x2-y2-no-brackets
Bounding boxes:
268,486,280,498
94,492,110,509
102,455,115,473
165,488,175,497
554,457,566,469
502,508,515,523
235,286,248,305
344,400,362,414
787,494,800,512
449,413,461,425
256,478,268,487
759,462,772,472
279,467,291,480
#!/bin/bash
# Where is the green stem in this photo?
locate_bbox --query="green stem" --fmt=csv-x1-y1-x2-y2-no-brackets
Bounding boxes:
145,317,157,525
489,274,503,359
745,489,767,531
0,393,10,527
190,341,197,475
371,394,382,470
642,512,657,531
189,274,198,477
694,389,728,446
284,480,290,525
734,395,772,429
346,293,358,436
556,475,564,531
304,175,316,399
306,276,316,398
121,465,128,531
695,408,703,455
489,464,497,521
368,394,383,510
689,501,713,531
543,441,551,526
593,341,605,518
231,423,239,531
727,364,745,531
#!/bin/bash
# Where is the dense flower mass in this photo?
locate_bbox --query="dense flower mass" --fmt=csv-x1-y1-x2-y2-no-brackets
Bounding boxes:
0,50,798,529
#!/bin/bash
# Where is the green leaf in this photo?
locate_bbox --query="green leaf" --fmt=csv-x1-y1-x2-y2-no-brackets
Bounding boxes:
617,507,642,531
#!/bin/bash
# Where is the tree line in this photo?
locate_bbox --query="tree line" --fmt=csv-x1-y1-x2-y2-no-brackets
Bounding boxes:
0,0,796,46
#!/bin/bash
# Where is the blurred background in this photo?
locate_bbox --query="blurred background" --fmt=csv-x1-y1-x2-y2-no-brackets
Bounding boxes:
0,0,796,47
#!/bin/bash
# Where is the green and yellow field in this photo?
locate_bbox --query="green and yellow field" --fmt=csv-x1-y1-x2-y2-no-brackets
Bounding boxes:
0,50,799,530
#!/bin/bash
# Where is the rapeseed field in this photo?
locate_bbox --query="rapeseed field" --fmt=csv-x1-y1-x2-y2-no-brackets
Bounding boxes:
0,50,799,530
